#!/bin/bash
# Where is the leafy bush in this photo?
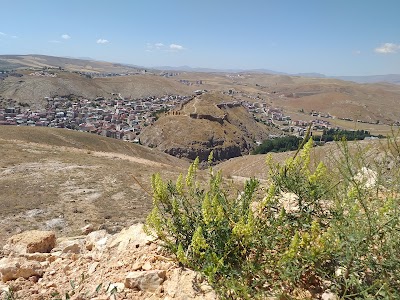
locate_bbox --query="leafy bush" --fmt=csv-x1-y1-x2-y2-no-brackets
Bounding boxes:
320,128,383,142
252,135,303,154
145,138,400,299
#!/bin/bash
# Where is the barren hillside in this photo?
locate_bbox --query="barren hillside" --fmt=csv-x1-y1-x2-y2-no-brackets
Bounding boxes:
0,54,142,73
0,127,189,247
175,72,400,125
139,92,280,162
0,72,192,110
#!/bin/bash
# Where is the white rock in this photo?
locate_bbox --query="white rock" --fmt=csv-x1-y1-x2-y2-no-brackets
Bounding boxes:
321,292,339,300
88,262,99,275
81,224,94,235
85,230,110,251
142,261,152,271
335,266,346,277
109,224,154,252
45,218,66,230
107,282,125,295
131,260,144,271
279,192,300,214
124,270,166,292
0,257,44,282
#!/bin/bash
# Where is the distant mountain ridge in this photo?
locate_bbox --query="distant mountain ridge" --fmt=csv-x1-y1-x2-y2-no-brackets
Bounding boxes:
0,54,399,84
156,65,400,84
156,65,285,75
334,74,400,84
0,54,144,73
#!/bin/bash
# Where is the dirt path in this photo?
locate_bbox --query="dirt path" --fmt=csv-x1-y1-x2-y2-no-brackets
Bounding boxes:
0,138,171,168
192,98,199,113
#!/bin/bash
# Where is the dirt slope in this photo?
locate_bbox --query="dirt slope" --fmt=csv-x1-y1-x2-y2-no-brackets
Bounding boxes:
0,127,189,248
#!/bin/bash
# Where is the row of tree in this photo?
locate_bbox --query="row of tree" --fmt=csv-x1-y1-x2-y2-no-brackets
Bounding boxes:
319,128,382,142
252,136,302,154
252,129,384,155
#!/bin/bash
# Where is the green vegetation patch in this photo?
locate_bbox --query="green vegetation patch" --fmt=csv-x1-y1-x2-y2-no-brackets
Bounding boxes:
252,135,303,154
320,128,384,142
146,137,400,299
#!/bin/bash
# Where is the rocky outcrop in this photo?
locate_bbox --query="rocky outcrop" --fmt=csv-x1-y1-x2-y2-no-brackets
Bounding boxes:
125,270,166,292
189,113,227,125
139,93,279,163
0,257,44,282
3,230,56,255
0,224,217,300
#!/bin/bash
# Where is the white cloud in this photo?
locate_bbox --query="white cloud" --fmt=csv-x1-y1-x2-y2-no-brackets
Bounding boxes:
374,43,400,54
0,32,17,40
97,38,109,44
169,43,184,50
352,50,361,55
147,42,165,50
61,34,71,40
146,42,186,52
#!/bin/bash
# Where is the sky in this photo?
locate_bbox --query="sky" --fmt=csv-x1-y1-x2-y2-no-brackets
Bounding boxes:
0,0,399,76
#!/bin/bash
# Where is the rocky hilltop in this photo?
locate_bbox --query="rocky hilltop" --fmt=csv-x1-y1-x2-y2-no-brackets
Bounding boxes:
0,224,216,300
139,92,279,162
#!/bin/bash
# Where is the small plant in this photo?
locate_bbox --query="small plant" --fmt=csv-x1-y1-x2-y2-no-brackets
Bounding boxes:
2,286,17,300
146,137,400,299
50,273,119,300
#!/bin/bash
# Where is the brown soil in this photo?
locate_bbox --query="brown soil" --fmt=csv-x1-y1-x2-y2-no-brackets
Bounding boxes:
0,127,189,249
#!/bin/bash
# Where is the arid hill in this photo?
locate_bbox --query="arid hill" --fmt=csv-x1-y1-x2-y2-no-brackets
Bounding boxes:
2,56,400,128
216,138,394,180
0,71,192,110
0,54,142,73
0,126,190,248
171,72,400,125
139,92,280,162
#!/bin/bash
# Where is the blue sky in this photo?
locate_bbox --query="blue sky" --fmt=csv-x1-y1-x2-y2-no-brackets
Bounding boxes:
0,0,399,75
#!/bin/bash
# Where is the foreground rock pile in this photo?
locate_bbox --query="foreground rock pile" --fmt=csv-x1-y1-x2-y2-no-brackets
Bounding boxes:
0,224,216,300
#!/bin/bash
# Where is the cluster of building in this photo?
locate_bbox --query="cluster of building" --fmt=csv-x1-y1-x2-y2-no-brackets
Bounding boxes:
178,79,203,85
159,72,180,77
74,70,146,78
29,71,57,78
0,94,193,142
243,102,333,136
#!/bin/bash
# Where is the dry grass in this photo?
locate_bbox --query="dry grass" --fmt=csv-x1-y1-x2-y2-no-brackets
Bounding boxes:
0,127,189,249
216,138,391,180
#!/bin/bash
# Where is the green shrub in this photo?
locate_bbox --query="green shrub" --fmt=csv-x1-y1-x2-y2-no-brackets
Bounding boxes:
320,128,384,142
252,135,303,154
145,138,400,299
